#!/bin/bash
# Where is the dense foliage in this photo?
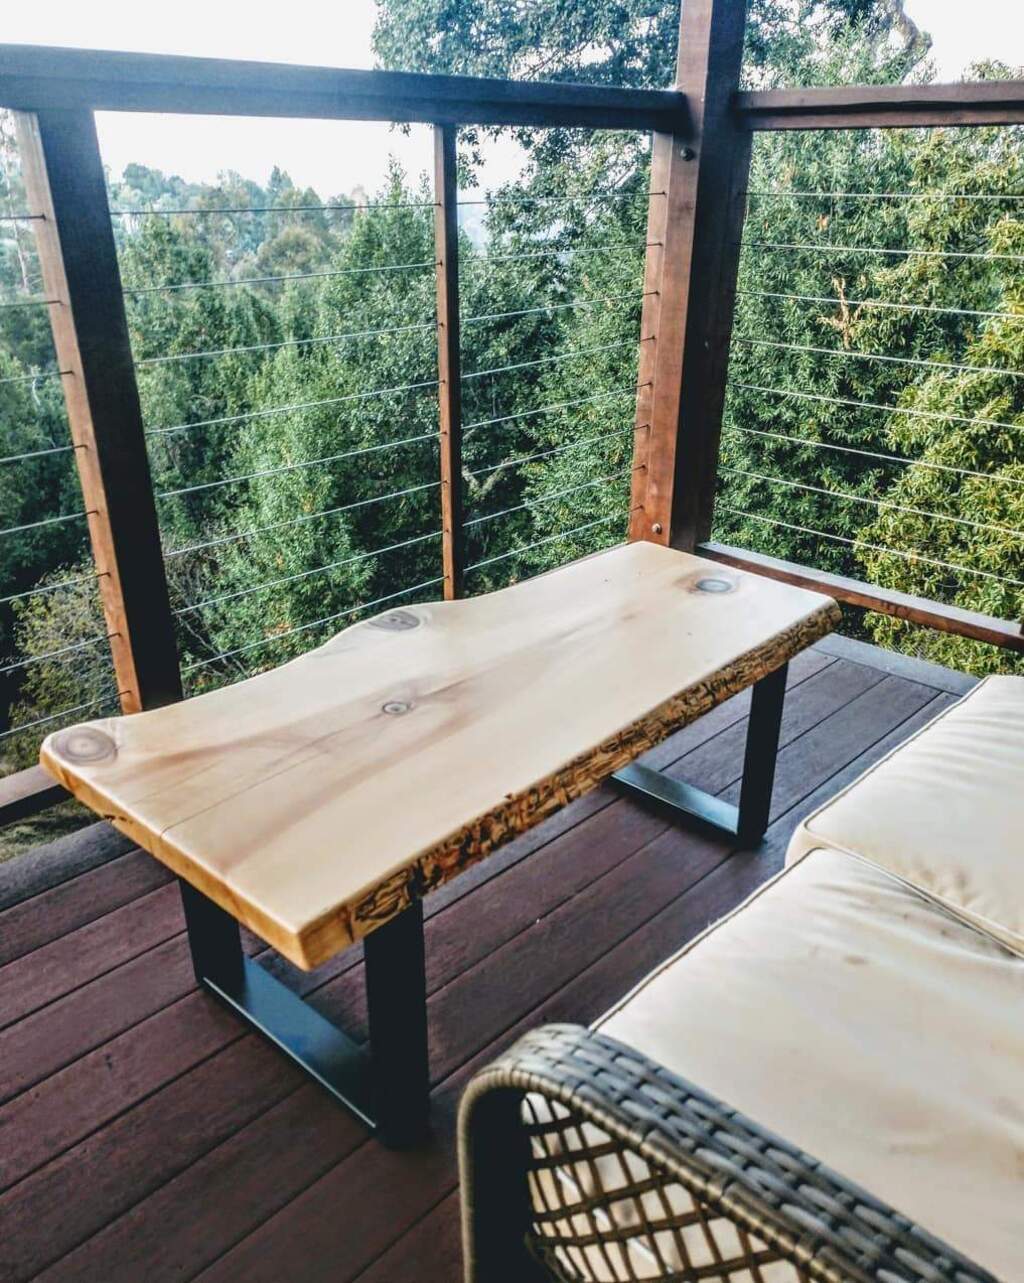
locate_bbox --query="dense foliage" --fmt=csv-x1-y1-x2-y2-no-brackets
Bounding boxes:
1,0,1022,777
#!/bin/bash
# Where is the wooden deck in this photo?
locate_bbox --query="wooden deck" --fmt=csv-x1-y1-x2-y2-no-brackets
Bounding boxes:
0,635,974,1283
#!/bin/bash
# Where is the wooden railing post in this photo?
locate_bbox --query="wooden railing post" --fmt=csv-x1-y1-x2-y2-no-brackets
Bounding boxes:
15,109,182,712
433,123,465,600
629,0,751,552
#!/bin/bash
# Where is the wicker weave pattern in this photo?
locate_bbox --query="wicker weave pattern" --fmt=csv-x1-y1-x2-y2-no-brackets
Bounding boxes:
459,1025,998,1283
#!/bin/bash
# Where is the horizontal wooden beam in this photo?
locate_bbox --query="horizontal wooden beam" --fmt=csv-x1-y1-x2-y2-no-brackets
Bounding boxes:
0,765,68,828
736,79,1024,130
698,541,1024,653
0,45,688,132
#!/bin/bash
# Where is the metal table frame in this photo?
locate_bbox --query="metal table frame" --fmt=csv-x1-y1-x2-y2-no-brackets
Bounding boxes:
178,662,788,1149
180,883,429,1149
613,662,788,843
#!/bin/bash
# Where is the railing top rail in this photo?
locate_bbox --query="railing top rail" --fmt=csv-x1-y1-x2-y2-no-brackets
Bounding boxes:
0,43,689,132
736,79,1024,130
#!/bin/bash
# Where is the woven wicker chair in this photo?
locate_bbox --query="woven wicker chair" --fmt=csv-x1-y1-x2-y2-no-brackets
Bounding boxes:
460,1024,997,1283
460,678,1024,1283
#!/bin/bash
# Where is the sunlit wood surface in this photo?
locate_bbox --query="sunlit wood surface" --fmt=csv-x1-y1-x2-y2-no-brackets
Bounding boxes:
41,543,837,968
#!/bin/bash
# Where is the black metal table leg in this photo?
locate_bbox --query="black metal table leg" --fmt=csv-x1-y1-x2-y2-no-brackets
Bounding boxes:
612,661,788,844
179,881,430,1148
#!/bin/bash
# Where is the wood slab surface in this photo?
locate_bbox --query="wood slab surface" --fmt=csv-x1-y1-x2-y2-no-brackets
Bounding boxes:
41,542,838,968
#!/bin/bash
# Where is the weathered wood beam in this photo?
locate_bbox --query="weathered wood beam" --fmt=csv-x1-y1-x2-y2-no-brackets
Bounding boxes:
736,80,1024,130
433,125,465,601
0,44,688,133
699,541,1024,653
0,765,67,829
629,0,751,551
16,110,182,713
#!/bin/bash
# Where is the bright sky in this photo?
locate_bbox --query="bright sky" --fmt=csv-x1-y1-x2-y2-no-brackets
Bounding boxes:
2,0,1021,198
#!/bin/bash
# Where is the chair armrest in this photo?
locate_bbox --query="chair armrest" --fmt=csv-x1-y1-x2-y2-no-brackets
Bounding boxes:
459,1024,997,1283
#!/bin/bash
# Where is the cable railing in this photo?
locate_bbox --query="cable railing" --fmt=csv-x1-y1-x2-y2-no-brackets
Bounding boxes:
1,109,117,775
717,138,1024,646
111,168,645,690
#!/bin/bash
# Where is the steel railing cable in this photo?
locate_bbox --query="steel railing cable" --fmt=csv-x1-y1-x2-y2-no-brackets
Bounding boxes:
717,505,1024,589
466,427,632,478
464,470,631,530
1,509,91,539
475,241,660,265
110,200,437,217
0,442,77,466
148,377,439,438
165,479,441,560
184,578,445,674
462,291,652,327
0,570,105,608
748,190,1024,204
156,430,437,502
0,632,116,678
175,530,441,616
0,296,58,310
455,190,658,209
719,465,1024,541
0,692,126,741
465,514,623,573
136,321,436,367
725,423,1024,486
123,259,435,296
464,338,648,382
0,367,68,387
732,382,1024,437
748,240,1024,265
737,289,1024,324
464,386,640,433
735,336,1024,382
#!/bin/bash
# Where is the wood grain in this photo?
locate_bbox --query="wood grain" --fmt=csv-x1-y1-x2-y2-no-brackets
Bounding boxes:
433,124,464,600
699,540,1024,652
41,543,838,969
628,0,751,551
736,79,1024,130
0,765,66,828
15,109,181,713
0,44,687,133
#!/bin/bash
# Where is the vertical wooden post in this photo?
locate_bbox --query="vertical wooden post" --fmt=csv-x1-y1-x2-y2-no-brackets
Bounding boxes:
629,0,752,552
433,123,465,600
16,109,182,712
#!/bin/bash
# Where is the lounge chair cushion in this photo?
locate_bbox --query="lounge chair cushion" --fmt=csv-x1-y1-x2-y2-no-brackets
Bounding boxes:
596,847,1024,1279
786,674,1024,957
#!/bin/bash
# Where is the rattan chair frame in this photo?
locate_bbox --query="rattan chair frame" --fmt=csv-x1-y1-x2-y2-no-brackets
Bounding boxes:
459,1024,997,1283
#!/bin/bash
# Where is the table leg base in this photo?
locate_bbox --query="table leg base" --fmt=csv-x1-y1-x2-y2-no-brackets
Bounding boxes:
202,954,375,1125
612,661,789,845
180,882,430,1149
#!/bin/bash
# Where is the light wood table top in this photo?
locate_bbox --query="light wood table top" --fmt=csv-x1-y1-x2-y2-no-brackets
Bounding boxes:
42,543,839,969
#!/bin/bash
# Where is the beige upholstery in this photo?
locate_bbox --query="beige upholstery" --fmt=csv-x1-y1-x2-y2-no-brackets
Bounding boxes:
596,848,1024,1280
786,675,1024,957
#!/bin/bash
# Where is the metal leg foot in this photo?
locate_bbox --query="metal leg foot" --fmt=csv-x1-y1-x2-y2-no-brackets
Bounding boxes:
612,662,788,844
179,882,430,1148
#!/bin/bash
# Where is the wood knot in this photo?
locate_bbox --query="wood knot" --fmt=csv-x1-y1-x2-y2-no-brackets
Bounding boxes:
694,576,735,595
51,725,116,764
382,700,413,716
370,610,421,632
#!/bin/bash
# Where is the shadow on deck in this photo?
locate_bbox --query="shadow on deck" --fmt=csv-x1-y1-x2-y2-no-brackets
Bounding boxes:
0,635,974,1283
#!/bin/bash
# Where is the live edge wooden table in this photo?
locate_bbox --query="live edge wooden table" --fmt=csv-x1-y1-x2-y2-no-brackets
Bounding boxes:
41,542,838,1147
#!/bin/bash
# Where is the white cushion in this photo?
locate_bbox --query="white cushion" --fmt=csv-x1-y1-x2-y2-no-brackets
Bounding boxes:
596,848,1024,1280
785,675,1024,957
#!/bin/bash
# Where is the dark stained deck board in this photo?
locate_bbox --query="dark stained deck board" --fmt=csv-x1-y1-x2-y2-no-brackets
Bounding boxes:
0,847,172,969
0,641,969,1283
